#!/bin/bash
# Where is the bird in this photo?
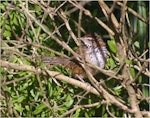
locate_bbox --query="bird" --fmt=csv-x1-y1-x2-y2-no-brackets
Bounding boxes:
42,33,108,79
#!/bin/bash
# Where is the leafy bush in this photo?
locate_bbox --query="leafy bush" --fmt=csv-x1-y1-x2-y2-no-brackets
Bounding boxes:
1,1,149,117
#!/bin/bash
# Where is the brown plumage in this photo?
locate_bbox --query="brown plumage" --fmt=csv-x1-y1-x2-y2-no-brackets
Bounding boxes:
42,33,107,79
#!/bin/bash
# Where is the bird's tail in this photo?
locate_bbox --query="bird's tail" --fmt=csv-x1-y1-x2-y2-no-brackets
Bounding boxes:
41,56,70,66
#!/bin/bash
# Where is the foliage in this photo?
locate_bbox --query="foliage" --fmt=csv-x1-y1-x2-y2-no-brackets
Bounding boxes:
0,1,149,117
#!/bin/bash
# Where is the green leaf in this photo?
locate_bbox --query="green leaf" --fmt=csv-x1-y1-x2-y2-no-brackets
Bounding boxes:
48,83,53,97
5,86,11,94
125,59,132,64
3,30,11,38
12,14,19,26
33,103,47,115
65,95,74,107
113,85,122,91
0,16,4,27
107,58,115,68
25,105,30,111
113,85,122,95
102,105,106,115
130,68,136,78
0,3,5,11
85,111,89,117
5,24,11,31
12,96,25,103
142,86,149,97
73,108,81,117
30,89,35,97
35,5,41,11
138,75,142,83
17,96,25,103
14,103,24,112
88,98,92,104
134,41,140,48
39,33,47,40
34,92,40,101
107,40,117,53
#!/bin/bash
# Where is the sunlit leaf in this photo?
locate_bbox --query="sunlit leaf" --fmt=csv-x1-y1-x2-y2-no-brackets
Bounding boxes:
125,59,132,65
73,108,81,117
107,39,117,53
14,103,24,112
130,68,136,78
33,103,47,115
